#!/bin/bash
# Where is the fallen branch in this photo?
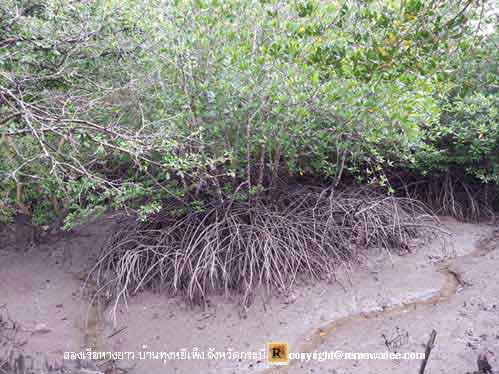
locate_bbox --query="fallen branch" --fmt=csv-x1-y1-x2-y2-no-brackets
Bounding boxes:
419,329,437,374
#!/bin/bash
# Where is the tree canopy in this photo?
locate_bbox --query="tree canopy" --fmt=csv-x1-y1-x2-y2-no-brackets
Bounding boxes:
1,0,498,226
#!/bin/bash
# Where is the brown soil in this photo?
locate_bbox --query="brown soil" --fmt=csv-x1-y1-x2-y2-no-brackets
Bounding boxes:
1,216,498,374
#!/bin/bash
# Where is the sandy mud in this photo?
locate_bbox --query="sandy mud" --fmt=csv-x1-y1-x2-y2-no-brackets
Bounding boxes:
0,216,497,373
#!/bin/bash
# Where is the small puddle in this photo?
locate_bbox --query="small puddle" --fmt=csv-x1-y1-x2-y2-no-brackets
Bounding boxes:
81,301,106,351
296,266,459,357
73,274,108,353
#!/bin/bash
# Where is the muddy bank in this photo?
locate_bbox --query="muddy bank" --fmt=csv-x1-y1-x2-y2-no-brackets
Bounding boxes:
0,215,120,373
0,216,498,373
269,222,499,374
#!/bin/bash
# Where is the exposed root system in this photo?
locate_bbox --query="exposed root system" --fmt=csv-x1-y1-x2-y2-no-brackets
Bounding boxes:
91,188,438,312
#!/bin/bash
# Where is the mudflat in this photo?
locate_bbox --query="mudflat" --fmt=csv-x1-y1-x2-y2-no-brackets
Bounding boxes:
1,216,497,374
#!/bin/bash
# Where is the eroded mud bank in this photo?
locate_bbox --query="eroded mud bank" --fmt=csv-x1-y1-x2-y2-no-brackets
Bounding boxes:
1,217,497,374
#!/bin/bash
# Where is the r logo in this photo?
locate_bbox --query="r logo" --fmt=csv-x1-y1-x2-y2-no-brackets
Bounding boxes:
267,342,289,365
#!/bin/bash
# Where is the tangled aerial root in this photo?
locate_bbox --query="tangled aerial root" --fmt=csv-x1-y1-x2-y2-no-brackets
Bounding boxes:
91,187,438,312
403,174,499,222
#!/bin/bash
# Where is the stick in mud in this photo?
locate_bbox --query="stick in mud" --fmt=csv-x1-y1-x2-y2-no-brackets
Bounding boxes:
419,329,437,374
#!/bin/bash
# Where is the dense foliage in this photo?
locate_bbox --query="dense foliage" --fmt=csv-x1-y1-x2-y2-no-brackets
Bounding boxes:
1,0,498,227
